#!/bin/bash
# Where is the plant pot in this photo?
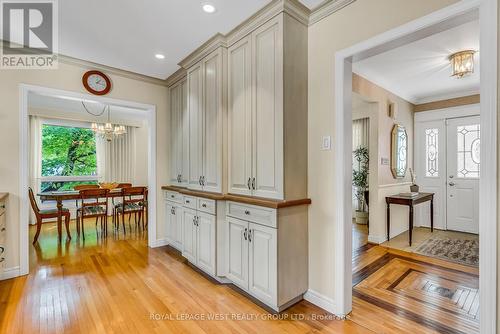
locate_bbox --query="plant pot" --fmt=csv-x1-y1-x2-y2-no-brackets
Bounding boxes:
354,210,369,225
410,184,419,192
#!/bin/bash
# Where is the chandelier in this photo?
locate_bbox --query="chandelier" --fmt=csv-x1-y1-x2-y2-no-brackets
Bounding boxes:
82,102,126,141
449,50,475,78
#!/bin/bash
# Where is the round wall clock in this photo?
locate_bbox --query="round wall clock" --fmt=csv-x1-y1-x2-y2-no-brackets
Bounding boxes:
82,70,112,95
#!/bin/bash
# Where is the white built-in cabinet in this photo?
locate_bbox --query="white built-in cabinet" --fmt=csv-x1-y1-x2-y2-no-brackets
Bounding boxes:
169,78,188,186
165,202,183,250
226,216,277,306
228,14,307,200
182,200,216,276
187,48,224,193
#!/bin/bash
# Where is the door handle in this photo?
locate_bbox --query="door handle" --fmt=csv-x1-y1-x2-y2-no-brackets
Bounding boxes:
248,229,252,242
244,228,247,240
247,177,251,190
252,177,256,190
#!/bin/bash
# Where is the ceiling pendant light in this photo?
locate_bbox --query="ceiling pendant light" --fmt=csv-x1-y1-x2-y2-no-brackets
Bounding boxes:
449,50,475,78
82,102,127,142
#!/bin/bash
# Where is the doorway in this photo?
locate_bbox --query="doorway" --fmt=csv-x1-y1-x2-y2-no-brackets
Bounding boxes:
18,84,158,277
334,1,497,332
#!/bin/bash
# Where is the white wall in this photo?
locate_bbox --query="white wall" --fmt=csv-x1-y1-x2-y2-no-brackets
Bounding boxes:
0,61,169,272
307,0,459,305
352,74,415,243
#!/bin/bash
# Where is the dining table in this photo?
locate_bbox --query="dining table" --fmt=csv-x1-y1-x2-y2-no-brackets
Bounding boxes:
38,188,127,242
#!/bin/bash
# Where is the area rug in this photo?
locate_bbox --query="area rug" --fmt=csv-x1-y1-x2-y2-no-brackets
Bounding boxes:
415,237,479,267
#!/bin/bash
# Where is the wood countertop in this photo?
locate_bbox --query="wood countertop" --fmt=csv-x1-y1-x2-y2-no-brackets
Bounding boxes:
161,186,311,209
0,193,8,201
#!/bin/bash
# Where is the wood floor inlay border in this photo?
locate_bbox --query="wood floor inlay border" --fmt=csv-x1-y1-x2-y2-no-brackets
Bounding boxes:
352,247,480,334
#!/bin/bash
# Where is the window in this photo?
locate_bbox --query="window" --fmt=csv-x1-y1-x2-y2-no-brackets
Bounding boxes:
456,124,480,178
40,124,98,192
425,128,439,177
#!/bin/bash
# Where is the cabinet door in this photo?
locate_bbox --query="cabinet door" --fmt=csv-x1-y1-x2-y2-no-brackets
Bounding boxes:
182,208,197,263
201,49,223,193
187,64,204,190
252,16,284,199
248,222,277,307
165,202,174,241
179,79,190,186
226,217,249,290
169,84,180,184
228,36,253,196
196,212,216,276
174,206,184,250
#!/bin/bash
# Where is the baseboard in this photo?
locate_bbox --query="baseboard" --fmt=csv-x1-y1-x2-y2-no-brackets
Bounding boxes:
1,266,20,280
368,234,387,244
303,289,336,314
149,238,169,248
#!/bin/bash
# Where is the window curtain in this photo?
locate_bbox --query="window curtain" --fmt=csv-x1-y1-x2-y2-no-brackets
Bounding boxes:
29,116,42,224
352,118,370,211
96,126,136,183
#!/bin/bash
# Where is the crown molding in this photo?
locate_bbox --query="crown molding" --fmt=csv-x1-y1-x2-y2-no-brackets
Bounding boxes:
58,54,169,86
309,0,356,26
178,33,227,69
165,68,187,87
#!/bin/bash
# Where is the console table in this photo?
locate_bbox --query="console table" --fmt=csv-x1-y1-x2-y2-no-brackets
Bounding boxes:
386,192,434,246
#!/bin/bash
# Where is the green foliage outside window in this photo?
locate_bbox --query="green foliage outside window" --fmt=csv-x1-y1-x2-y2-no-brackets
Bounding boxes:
41,125,98,192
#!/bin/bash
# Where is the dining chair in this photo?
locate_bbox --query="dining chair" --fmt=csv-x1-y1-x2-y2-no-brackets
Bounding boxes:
113,186,147,234
140,189,148,228
29,187,71,244
76,188,110,239
112,183,133,221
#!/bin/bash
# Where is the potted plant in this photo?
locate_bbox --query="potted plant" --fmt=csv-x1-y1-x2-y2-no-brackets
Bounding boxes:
353,146,369,224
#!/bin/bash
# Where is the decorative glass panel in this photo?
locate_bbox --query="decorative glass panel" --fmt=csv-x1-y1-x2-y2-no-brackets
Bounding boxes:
425,128,439,177
457,124,480,178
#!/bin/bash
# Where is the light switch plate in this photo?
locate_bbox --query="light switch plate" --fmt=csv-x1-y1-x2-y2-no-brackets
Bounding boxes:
322,136,331,150
381,157,390,165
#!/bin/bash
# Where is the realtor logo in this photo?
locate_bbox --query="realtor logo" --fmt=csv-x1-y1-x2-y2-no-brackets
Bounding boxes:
1,0,58,69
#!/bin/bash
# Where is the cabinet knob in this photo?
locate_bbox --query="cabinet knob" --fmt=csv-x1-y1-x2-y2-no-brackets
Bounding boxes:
244,210,250,215
202,203,207,208
248,229,252,242
247,178,251,190
244,228,248,240
0,257,4,263
0,246,4,253
0,228,5,232
252,178,256,190
186,200,190,204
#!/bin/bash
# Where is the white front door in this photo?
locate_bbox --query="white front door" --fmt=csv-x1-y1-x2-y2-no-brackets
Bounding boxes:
446,116,480,234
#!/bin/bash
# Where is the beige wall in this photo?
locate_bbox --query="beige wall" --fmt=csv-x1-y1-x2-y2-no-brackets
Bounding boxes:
0,62,168,271
307,0,459,301
353,74,415,241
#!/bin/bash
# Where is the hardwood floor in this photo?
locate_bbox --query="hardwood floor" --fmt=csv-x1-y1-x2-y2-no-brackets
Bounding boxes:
0,217,479,333
0,218,371,334
351,245,479,334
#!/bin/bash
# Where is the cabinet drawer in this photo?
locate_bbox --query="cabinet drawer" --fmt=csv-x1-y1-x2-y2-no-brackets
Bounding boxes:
198,198,216,215
226,202,276,228
165,191,183,204
183,196,197,210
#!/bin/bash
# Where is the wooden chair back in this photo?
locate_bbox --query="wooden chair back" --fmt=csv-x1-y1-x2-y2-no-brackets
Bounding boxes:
28,187,40,217
73,184,99,191
79,188,109,213
121,186,146,206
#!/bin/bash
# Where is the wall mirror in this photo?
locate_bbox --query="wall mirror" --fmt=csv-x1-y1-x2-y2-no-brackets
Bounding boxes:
391,124,408,179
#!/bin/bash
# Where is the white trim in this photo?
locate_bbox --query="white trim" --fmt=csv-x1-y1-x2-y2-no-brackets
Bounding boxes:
149,238,169,248
18,84,160,279
1,266,21,281
414,103,480,122
367,234,386,244
333,2,496,332
309,0,356,26
478,0,497,332
414,89,480,104
303,289,337,314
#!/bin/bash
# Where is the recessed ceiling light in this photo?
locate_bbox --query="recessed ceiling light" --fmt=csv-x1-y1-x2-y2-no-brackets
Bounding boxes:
155,54,165,60
202,3,216,13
